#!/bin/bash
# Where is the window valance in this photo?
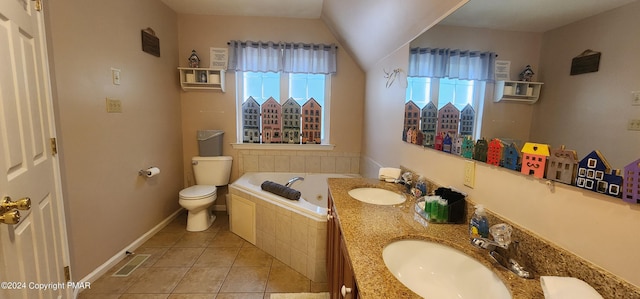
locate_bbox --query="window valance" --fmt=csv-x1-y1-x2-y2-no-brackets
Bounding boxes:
228,40,337,74
408,47,497,81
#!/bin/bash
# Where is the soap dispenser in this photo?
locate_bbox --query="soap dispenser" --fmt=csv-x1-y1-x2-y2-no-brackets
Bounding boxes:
469,204,489,238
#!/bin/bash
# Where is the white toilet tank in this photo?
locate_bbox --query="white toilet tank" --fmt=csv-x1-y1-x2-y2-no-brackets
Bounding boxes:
192,156,233,186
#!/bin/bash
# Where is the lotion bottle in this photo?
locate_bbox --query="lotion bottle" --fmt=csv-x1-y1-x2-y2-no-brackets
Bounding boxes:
469,204,489,238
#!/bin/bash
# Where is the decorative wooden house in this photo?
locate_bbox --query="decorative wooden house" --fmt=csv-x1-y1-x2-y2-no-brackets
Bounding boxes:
576,151,622,198
302,98,322,144
623,159,640,203
443,134,453,153
434,133,444,151
459,104,475,137
473,138,488,162
404,101,420,133
502,143,520,171
242,96,261,143
453,136,464,156
420,102,437,146
282,98,301,144
436,102,460,137
487,138,504,166
415,130,424,145
546,145,578,185
461,136,474,159
520,142,550,178
261,97,282,143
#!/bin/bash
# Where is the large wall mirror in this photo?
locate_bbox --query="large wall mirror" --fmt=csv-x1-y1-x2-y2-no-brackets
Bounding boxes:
404,0,640,181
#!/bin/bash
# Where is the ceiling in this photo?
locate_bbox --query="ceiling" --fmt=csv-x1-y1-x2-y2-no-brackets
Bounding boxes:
159,0,637,70
160,0,635,32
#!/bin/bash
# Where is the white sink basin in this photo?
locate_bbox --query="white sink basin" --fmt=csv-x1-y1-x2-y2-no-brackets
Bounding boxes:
383,239,511,299
347,188,406,205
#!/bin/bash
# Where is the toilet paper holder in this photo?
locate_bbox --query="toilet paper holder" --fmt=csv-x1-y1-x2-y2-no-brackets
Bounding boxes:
139,166,160,177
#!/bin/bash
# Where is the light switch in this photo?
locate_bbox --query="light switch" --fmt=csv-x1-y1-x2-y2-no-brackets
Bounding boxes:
632,91,640,106
111,68,121,85
464,161,476,188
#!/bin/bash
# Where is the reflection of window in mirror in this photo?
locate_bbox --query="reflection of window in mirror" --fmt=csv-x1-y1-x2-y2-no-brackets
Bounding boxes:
406,76,485,141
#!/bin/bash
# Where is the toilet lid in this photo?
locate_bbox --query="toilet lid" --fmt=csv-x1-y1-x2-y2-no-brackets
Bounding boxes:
179,185,217,200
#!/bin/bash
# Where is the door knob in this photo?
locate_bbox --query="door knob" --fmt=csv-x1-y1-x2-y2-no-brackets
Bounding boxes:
1,196,31,214
0,210,20,225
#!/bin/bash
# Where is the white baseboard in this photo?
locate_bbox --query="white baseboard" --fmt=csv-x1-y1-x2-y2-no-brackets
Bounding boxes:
74,208,183,297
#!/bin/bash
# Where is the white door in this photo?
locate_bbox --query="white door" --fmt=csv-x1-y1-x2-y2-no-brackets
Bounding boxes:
0,1,70,299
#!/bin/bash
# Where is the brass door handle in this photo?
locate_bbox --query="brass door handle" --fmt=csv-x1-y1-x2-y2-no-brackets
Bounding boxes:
0,210,20,225
1,196,31,214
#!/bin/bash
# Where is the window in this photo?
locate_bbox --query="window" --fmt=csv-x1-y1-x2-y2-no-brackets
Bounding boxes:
405,76,485,140
237,71,330,144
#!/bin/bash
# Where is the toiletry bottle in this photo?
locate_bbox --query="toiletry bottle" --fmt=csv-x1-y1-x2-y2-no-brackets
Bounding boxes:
416,176,427,196
469,205,489,238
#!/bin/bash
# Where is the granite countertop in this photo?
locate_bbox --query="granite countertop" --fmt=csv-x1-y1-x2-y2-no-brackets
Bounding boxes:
328,177,544,299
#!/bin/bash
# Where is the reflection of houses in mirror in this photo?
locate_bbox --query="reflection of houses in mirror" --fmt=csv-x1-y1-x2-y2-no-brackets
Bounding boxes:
261,97,282,143
242,96,261,143
302,98,322,144
420,102,437,146
546,145,578,185
487,138,504,166
459,104,475,137
502,143,520,171
473,138,488,162
404,101,420,133
576,151,622,198
282,98,301,144
623,159,640,203
436,102,460,137
520,142,549,179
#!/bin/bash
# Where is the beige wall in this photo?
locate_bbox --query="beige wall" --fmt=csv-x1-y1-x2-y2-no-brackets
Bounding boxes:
362,3,640,288
177,15,365,206
46,0,183,279
411,25,542,142
533,1,640,168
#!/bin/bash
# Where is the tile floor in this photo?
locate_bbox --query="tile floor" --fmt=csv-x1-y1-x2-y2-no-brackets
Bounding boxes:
79,211,328,299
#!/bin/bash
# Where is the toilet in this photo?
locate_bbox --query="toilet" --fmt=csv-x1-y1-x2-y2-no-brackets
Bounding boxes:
179,156,232,231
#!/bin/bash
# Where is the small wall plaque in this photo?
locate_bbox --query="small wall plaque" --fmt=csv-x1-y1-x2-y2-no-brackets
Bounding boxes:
141,28,160,57
570,50,600,75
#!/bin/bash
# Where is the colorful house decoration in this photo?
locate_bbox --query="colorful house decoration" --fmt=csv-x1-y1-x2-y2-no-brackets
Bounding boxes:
302,98,322,144
576,151,622,198
282,98,301,144
261,97,282,143
459,104,475,137
520,142,550,178
434,133,444,151
443,134,453,153
502,143,520,171
623,159,640,203
487,138,504,166
473,138,488,162
546,145,578,185
453,136,464,156
436,102,460,137
420,102,437,146
404,101,420,133
242,96,261,143
461,136,474,159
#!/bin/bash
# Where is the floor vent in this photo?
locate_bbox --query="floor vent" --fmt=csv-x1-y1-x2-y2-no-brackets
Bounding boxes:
112,254,150,277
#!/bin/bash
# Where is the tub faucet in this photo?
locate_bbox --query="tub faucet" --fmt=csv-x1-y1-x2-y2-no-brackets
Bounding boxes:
471,224,534,279
285,176,304,188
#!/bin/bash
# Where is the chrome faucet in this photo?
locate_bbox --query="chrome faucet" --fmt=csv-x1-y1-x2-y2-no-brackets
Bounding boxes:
471,224,534,279
285,176,304,188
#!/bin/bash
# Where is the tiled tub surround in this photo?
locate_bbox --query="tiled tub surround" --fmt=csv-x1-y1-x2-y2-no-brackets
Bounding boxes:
328,177,640,299
229,172,359,283
236,149,360,175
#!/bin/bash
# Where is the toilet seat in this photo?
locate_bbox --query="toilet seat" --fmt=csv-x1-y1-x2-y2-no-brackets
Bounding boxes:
179,185,217,200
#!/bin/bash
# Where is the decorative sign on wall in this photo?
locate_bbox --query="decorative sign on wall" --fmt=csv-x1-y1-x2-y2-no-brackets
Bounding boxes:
210,48,228,70
570,49,600,75
141,28,160,57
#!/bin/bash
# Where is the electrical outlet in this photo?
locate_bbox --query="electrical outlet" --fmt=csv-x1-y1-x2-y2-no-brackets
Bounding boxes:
464,160,476,188
111,68,121,85
632,91,640,106
628,119,640,131
106,98,122,113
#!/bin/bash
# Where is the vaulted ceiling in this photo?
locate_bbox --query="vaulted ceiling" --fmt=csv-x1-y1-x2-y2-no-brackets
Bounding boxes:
160,0,636,70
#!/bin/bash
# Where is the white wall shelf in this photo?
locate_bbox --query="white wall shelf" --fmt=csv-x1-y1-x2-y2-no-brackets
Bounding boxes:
494,80,543,104
178,67,225,92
